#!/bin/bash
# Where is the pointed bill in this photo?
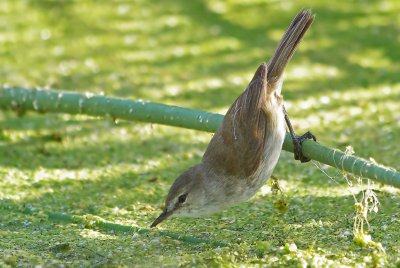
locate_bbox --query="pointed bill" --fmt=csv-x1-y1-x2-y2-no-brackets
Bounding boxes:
150,209,173,227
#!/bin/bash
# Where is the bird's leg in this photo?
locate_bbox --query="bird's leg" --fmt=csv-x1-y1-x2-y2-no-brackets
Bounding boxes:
283,105,316,163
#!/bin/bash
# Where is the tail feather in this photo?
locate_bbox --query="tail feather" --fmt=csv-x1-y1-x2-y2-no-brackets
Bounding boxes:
267,9,314,81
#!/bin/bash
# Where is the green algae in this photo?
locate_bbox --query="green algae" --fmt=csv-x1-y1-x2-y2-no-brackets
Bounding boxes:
1,0,400,266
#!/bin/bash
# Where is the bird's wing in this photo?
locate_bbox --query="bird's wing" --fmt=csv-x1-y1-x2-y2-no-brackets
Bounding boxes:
202,9,315,177
203,64,269,177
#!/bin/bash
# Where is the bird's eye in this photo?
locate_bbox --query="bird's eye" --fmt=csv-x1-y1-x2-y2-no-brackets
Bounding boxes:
178,194,187,204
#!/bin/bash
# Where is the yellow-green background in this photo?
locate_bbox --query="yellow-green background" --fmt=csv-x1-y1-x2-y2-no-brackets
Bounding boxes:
0,0,399,266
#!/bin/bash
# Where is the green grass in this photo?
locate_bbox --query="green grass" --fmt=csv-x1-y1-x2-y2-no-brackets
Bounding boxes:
1,0,399,266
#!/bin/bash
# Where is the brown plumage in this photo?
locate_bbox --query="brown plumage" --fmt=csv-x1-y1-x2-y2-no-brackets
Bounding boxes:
203,9,314,178
151,9,315,227
203,64,269,178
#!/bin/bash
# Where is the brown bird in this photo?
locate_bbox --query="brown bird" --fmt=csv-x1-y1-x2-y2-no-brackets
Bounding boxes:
151,9,315,227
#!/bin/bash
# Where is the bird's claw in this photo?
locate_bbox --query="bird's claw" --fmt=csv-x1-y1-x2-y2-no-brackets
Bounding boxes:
293,131,316,163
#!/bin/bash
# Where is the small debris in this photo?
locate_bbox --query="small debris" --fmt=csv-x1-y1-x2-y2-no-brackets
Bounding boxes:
284,242,297,253
50,243,71,253
148,177,158,183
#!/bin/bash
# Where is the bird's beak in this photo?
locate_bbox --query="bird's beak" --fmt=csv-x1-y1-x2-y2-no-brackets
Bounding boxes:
150,209,173,228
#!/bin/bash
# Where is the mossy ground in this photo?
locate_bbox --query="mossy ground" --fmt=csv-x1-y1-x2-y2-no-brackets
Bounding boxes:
1,0,399,267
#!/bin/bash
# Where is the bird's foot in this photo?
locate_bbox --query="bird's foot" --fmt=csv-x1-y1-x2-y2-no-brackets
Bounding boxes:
293,131,316,163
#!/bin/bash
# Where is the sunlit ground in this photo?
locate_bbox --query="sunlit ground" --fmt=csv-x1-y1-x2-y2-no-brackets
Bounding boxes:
0,0,399,266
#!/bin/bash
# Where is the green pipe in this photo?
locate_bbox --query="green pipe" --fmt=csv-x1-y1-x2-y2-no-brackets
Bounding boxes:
1,87,399,188
48,212,228,247
0,86,222,132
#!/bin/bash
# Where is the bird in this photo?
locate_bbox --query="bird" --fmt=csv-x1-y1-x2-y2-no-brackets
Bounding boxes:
151,9,315,228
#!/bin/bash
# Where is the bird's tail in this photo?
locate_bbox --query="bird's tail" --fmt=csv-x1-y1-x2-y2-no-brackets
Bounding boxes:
267,9,314,81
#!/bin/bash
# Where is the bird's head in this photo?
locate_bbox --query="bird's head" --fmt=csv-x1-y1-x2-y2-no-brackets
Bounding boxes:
150,164,224,227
